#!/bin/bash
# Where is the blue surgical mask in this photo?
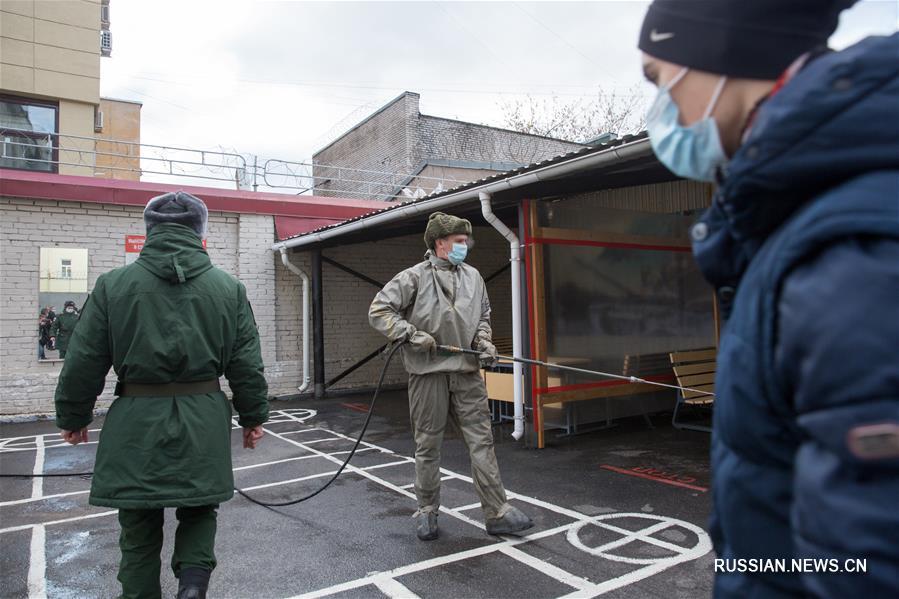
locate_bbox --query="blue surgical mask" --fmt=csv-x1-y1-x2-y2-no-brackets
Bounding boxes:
447,242,468,265
646,68,728,183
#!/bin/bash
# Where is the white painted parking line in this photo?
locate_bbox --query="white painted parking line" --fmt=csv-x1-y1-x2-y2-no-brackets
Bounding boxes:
241,470,342,492
0,509,119,535
294,437,345,445
0,489,89,508
303,425,399,455
267,410,712,599
232,447,377,472
239,458,410,493
0,447,385,509
498,545,595,592
566,514,711,566
372,576,422,599
399,474,454,490
27,524,46,598
286,524,575,599
263,418,488,533
0,428,102,444
0,441,99,453
275,428,328,436
1,409,712,599
31,435,44,500
27,436,47,598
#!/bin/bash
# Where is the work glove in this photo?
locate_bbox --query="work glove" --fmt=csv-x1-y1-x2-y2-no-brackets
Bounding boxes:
408,331,437,354
476,339,498,368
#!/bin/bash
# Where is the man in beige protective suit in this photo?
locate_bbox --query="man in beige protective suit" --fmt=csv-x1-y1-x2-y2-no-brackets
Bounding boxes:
369,212,533,541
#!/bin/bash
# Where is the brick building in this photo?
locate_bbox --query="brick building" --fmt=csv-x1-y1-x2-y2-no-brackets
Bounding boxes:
3,135,716,451
312,92,586,201
1,0,142,178
0,169,388,417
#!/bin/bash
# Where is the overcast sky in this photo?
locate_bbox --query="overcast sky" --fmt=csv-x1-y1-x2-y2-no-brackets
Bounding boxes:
100,0,898,176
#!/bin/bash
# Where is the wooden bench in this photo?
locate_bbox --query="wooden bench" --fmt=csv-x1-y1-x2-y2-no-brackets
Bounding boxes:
669,348,716,432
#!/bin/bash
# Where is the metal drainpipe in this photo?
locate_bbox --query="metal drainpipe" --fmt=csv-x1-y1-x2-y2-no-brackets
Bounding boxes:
279,248,311,394
479,191,525,440
311,249,326,399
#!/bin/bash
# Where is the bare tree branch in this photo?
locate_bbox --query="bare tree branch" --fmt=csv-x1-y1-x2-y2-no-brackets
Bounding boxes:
498,86,647,142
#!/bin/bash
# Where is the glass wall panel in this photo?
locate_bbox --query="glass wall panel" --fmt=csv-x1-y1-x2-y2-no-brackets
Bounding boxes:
539,201,694,237
536,204,714,389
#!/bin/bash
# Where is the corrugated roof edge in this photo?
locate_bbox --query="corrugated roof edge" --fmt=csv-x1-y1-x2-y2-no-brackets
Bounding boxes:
276,131,650,245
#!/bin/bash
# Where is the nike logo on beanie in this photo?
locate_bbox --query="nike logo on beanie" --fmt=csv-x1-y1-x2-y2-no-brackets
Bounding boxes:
650,29,675,42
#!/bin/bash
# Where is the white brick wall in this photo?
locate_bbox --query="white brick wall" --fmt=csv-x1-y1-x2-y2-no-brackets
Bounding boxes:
0,196,283,417
238,215,276,365
1,196,518,418
275,226,514,391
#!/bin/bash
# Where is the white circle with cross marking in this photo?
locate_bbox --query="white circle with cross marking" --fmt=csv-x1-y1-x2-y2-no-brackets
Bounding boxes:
567,512,712,565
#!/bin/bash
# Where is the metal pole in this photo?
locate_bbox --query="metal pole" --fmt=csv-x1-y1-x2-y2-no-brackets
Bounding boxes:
311,249,325,399
253,155,258,192
517,200,533,445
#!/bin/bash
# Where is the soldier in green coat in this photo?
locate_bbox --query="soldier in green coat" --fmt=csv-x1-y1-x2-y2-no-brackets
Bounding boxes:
55,191,269,599
49,300,79,358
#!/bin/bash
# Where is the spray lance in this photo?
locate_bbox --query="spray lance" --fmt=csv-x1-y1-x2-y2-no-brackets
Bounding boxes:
435,344,715,397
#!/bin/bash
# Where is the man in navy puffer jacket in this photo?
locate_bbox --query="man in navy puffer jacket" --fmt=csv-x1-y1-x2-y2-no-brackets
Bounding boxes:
638,1,898,597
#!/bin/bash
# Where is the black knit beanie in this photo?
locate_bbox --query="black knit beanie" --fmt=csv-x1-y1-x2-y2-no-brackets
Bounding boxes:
639,0,858,79
144,191,208,238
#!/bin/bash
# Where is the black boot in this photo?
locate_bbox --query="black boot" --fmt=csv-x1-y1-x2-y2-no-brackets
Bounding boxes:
177,567,211,599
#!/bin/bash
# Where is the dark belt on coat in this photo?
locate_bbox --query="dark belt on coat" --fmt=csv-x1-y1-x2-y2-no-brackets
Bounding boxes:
115,380,221,397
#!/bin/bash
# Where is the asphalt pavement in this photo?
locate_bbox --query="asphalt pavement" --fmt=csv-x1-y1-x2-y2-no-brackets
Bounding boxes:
0,391,714,599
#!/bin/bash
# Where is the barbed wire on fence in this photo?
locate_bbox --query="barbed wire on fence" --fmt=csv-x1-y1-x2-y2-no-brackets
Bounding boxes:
1,128,543,201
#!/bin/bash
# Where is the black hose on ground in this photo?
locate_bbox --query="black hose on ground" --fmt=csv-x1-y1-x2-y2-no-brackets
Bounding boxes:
0,342,408,507
235,340,405,507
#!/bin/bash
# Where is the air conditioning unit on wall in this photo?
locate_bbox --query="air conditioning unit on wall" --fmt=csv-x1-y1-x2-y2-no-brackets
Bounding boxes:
100,29,112,57
94,109,104,133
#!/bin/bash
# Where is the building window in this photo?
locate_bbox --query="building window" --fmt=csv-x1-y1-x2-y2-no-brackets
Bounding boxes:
0,95,58,173
60,259,72,279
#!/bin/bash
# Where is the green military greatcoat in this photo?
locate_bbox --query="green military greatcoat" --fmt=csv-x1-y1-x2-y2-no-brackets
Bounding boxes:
55,223,268,509
50,310,80,353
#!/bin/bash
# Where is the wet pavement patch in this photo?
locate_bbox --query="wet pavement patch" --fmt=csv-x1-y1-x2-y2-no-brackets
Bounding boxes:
0,395,714,598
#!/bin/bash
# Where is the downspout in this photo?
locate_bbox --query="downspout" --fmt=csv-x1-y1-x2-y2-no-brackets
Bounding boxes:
479,191,525,441
279,248,311,394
